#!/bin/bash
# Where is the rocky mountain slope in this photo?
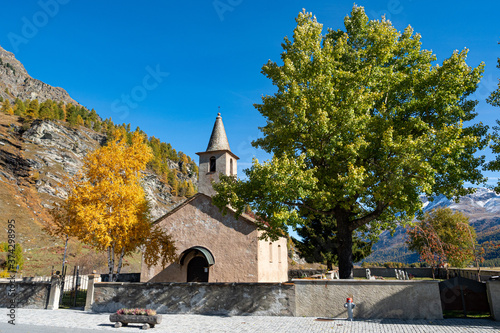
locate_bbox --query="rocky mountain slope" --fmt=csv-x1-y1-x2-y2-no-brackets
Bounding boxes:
0,45,197,276
0,46,78,104
0,113,193,275
18,119,187,220
366,188,500,264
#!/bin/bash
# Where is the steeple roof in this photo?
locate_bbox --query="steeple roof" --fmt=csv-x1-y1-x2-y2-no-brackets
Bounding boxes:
206,113,231,152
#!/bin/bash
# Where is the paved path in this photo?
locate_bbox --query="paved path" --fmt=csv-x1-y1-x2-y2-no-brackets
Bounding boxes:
0,309,499,333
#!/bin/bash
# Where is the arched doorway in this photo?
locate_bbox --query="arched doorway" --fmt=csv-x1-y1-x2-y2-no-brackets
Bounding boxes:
179,246,215,283
187,256,209,282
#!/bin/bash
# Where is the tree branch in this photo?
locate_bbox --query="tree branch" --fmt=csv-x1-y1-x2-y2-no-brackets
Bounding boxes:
349,201,388,231
283,201,336,216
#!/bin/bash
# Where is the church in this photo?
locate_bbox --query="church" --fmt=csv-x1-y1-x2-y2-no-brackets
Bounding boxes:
140,113,288,283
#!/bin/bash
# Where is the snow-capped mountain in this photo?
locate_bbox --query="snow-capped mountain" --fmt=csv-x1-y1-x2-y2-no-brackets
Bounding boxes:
422,188,500,215
366,188,500,264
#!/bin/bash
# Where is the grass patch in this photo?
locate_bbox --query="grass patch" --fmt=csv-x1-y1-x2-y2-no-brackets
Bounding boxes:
60,289,87,308
443,310,491,319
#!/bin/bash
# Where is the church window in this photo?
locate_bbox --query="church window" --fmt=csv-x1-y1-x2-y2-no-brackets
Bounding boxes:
210,156,216,172
230,159,233,175
269,242,273,263
278,245,281,263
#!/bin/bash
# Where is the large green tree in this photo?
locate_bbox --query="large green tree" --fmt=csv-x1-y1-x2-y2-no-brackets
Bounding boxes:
295,212,373,270
213,7,487,278
485,41,500,190
487,42,500,108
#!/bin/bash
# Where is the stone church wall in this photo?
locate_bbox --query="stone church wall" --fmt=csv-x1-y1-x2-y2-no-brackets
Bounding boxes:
141,194,260,283
257,234,289,282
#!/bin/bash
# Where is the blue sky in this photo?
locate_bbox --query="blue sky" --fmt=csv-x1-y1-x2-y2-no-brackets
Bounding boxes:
0,1,499,185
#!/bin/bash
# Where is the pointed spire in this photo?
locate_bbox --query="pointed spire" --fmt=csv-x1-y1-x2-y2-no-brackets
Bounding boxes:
206,113,231,152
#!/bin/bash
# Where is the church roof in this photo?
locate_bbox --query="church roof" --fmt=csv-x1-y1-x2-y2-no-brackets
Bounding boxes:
206,113,231,152
152,193,258,226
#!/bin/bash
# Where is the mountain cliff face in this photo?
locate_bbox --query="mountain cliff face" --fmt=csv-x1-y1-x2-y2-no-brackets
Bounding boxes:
18,119,188,220
366,188,500,264
0,46,78,104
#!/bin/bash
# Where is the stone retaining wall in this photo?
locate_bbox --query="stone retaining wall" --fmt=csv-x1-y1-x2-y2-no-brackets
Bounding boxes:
487,281,500,320
288,269,325,279
2,276,498,320
91,282,295,316
100,273,140,282
294,279,443,319
0,281,51,309
443,268,499,281
353,267,435,278
90,280,445,319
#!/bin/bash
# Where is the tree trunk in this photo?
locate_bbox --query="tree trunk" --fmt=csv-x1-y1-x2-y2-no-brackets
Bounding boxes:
108,246,115,282
61,235,68,274
337,218,354,279
115,248,125,282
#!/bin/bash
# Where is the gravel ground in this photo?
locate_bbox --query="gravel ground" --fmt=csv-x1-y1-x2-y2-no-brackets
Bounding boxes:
0,309,499,333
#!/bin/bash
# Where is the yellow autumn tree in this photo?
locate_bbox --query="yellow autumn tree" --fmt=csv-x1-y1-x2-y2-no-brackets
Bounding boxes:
47,130,176,281
76,114,84,126
185,180,196,197
2,99,13,115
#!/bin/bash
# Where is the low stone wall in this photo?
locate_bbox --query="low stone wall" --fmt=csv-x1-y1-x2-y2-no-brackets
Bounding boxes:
90,280,445,319
487,281,500,321
100,273,140,282
0,281,51,309
91,282,295,316
290,268,435,279
294,279,442,319
442,268,499,281
353,267,434,278
288,269,325,279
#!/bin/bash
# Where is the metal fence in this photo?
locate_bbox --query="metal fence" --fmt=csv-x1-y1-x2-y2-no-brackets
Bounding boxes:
22,274,100,290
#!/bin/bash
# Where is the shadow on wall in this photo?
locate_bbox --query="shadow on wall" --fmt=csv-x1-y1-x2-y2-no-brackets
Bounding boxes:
91,282,295,316
147,263,184,283
358,283,442,319
294,280,443,320
0,282,51,309
100,273,140,282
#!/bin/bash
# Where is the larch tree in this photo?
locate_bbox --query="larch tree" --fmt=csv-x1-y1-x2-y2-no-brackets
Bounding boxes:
212,7,487,279
47,131,176,281
406,207,477,278
14,98,25,116
2,98,13,114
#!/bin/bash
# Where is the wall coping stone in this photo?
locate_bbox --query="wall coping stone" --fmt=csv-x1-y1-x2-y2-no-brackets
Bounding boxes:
292,279,440,284
94,282,293,286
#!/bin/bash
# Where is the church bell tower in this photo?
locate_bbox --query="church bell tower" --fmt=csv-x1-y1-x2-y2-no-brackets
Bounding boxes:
196,113,239,197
